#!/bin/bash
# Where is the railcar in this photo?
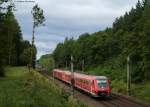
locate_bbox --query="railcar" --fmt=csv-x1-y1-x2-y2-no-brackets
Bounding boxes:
53,69,110,97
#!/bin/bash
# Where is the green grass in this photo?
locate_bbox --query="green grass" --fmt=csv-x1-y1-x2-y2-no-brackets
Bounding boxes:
131,82,150,102
0,67,86,107
111,80,150,102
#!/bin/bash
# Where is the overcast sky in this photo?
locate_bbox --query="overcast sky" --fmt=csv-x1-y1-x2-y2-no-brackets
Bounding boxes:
13,0,139,59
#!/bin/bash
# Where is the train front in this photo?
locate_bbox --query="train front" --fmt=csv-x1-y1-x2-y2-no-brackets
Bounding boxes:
93,76,111,97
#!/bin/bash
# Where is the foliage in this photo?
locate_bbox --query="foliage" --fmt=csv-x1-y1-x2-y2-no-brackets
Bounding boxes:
53,0,150,83
131,82,150,102
32,4,45,27
38,54,54,72
0,2,36,76
67,96,86,107
111,80,127,94
31,4,45,68
110,80,150,102
0,67,86,107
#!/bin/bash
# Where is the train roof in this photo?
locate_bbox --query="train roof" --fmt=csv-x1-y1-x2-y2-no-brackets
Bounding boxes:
94,76,108,80
54,69,71,73
54,69,108,80
74,72,108,80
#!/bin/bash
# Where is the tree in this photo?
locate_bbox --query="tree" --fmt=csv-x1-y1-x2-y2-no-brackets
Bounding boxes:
30,4,45,68
20,48,31,65
4,6,23,66
0,1,11,76
0,1,32,76
39,54,54,72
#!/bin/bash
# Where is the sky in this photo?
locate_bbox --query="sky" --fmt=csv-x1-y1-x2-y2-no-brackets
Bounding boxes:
13,0,139,59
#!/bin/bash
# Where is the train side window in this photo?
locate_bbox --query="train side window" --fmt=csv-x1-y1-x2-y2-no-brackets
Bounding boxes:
92,80,95,86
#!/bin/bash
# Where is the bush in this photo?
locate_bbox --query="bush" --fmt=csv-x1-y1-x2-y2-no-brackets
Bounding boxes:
111,80,127,94
0,67,87,107
131,82,150,102
67,96,87,107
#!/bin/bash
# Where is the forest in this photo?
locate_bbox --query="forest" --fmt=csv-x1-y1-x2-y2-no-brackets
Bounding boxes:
0,1,36,76
53,0,150,83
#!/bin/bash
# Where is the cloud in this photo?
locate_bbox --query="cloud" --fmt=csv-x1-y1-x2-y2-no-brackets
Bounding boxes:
14,0,139,59
35,40,58,59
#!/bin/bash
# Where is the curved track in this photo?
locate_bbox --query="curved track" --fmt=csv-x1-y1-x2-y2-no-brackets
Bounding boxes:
38,70,150,107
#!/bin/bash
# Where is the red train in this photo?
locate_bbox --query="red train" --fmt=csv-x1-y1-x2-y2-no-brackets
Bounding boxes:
53,69,111,97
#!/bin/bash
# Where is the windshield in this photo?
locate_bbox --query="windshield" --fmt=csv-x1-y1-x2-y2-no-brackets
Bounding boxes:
97,79,108,88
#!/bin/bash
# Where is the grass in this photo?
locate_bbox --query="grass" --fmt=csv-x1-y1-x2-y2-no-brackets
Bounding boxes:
0,66,86,107
111,80,150,102
131,82,150,102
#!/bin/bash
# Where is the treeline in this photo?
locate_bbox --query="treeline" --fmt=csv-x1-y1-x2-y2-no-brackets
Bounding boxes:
53,0,150,82
0,1,36,76
38,54,54,71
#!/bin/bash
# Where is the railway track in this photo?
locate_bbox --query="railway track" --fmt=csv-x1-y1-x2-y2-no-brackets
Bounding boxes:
38,70,150,107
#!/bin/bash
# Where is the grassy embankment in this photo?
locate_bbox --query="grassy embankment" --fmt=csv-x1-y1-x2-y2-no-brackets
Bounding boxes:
87,66,150,102
0,67,86,107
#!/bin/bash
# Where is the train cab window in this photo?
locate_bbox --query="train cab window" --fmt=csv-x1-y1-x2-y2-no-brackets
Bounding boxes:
96,79,108,88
